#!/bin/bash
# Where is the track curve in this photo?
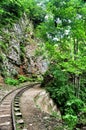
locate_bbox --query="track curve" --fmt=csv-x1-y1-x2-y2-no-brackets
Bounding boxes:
0,83,39,130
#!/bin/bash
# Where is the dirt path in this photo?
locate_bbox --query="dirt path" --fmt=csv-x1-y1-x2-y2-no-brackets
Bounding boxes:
20,85,62,130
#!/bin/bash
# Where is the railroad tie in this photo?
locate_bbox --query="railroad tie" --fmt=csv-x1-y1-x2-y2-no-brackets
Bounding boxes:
0,122,10,126
17,119,24,124
15,112,22,116
14,107,20,111
0,114,11,118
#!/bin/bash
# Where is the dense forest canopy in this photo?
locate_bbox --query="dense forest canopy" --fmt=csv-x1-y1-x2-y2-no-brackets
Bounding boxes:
0,0,86,129
37,0,86,129
0,0,46,27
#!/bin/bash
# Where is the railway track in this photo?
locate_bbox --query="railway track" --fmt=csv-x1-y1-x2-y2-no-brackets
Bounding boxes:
0,83,39,130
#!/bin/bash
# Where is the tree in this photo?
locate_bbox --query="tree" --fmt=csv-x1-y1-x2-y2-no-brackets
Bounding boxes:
37,1,86,128
37,0,86,97
0,0,46,27
0,0,24,26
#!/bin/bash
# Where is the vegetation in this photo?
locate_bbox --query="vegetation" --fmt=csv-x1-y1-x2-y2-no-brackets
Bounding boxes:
18,75,29,83
36,0,86,129
0,0,45,27
4,75,34,85
0,0,86,129
5,77,19,86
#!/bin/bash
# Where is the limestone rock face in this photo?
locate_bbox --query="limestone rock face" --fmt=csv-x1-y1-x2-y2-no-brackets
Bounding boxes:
35,90,61,121
0,14,48,78
8,42,20,64
25,44,49,75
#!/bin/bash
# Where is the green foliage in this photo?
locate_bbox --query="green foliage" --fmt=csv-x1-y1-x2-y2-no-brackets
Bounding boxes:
46,85,74,107
42,63,86,128
0,0,24,26
43,64,73,107
18,74,41,83
26,0,46,27
0,53,5,62
51,111,60,119
0,41,7,51
34,0,86,129
20,44,25,62
65,98,84,115
0,0,46,28
5,75,31,85
0,0,86,128
63,114,78,130
18,75,28,83
36,76,43,82
78,107,86,125
5,77,19,86
1,70,10,78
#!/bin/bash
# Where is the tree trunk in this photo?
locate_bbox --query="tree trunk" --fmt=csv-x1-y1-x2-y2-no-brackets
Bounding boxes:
73,39,80,97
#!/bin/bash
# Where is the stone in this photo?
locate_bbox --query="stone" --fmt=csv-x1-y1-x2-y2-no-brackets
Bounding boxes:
14,108,20,111
0,114,11,118
14,104,19,107
14,101,19,104
15,112,22,116
82,127,86,130
17,119,24,124
0,122,10,126
35,90,61,121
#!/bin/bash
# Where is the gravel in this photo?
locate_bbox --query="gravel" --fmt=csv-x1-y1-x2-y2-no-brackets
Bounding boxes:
20,85,62,130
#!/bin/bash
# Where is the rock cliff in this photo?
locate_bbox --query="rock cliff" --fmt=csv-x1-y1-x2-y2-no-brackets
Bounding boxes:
0,14,48,81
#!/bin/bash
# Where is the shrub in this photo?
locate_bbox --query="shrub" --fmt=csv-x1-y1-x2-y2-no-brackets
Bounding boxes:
5,77,19,85
18,75,28,83
63,114,78,130
78,107,86,125
0,41,7,51
0,54,4,62
42,64,85,128
26,0,46,27
0,0,24,26
65,98,84,115
43,65,74,108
